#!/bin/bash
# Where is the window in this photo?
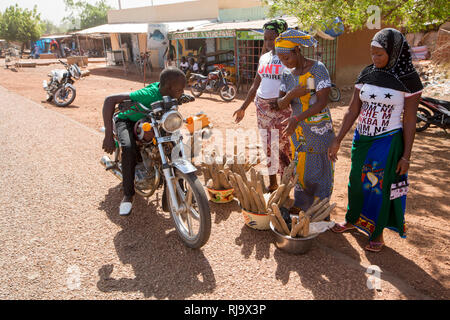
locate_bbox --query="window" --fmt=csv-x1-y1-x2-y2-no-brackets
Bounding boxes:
185,39,205,51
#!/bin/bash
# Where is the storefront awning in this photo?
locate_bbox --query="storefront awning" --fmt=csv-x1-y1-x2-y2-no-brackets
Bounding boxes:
169,16,342,40
169,17,299,40
73,23,149,35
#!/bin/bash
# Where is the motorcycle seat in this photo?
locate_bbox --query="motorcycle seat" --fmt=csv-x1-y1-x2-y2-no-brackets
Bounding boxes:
421,96,450,110
191,73,208,80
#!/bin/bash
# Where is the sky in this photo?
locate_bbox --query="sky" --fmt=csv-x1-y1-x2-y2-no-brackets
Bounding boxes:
0,0,194,25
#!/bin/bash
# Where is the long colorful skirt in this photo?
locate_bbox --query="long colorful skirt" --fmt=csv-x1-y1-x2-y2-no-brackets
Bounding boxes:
292,151,334,211
346,129,407,240
255,95,291,175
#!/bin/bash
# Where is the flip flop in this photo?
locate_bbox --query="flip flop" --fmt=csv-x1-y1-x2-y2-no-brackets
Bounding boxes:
331,223,356,233
365,241,384,253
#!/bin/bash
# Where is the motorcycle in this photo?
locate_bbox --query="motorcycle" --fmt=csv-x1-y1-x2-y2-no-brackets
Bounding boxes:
43,60,81,107
190,65,237,102
416,96,450,133
100,97,211,249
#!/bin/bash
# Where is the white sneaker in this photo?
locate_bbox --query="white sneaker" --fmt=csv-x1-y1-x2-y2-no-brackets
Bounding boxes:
119,201,133,216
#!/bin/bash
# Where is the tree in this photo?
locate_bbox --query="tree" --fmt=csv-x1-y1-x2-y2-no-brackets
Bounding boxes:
63,0,113,30
42,19,69,35
263,0,450,33
0,4,43,44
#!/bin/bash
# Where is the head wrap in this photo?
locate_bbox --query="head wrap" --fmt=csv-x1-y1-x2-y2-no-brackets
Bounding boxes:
274,29,318,54
262,19,288,36
356,28,423,93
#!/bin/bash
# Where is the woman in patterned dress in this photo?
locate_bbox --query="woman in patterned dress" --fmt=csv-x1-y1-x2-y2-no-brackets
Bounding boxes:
276,29,335,214
233,19,289,192
328,28,423,252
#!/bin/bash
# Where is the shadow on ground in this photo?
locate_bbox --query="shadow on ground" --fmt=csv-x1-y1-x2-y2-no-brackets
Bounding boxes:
97,185,216,299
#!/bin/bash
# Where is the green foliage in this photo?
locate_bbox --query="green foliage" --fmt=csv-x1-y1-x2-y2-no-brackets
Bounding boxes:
264,0,450,32
63,0,113,30
42,19,69,35
0,4,43,43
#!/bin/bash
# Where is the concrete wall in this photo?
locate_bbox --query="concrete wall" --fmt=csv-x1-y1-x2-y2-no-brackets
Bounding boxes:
219,6,267,22
108,0,219,24
218,0,263,9
335,28,380,86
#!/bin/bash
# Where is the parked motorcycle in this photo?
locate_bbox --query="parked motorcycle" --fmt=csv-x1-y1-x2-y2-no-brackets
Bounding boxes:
100,97,211,249
190,65,237,102
43,60,81,107
416,96,450,133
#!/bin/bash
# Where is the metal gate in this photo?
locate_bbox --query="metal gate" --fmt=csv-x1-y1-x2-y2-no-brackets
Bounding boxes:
237,33,337,93
237,37,264,93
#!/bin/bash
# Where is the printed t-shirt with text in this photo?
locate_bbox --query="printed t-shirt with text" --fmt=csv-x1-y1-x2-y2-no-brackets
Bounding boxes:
355,83,420,136
256,51,287,99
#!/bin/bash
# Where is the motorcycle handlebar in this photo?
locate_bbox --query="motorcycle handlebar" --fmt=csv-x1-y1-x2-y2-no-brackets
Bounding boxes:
117,97,178,115
58,59,69,67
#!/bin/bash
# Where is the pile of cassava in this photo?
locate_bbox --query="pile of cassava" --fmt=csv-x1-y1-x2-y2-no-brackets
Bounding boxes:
269,198,336,238
200,150,336,237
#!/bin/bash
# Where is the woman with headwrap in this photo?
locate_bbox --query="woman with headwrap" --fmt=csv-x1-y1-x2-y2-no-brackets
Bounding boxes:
276,29,335,217
328,28,423,252
233,19,289,192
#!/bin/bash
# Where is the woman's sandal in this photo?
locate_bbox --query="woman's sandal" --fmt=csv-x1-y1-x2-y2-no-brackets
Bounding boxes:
365,241,385,253
331,223,356,233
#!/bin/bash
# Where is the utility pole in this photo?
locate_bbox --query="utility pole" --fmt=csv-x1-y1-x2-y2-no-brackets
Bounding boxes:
118,0,121,9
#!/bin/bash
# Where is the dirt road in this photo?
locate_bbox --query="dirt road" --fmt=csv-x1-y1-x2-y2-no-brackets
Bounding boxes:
0,61,448,300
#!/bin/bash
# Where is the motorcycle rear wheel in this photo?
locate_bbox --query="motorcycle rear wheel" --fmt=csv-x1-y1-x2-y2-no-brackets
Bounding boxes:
169,170,211,249
190,83,203,98
54,86,76,107
416,107,431,132
329,86,341,102
219,83,237,101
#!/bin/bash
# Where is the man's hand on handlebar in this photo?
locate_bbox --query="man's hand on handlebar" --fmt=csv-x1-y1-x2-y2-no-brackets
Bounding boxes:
178,94,195,105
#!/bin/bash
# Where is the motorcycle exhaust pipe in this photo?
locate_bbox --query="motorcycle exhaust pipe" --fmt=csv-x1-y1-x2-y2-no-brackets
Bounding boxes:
100,155,123,181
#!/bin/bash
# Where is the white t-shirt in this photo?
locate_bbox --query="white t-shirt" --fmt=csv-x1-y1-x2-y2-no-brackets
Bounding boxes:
180,61,189,69
355,83,421,136
256,51,287,99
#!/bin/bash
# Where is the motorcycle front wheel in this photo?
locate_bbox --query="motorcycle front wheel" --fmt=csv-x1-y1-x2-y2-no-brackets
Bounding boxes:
190,83,203,98
54,86,76,107
169,170,211,249
416,107,431,132
219,83,237,101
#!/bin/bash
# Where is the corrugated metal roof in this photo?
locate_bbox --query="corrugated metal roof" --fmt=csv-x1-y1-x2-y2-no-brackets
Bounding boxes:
73,23,149,35
40,35,73,39
73,20,215,35
170,16,299,34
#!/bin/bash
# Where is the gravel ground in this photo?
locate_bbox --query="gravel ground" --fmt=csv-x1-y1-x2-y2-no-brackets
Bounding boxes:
0,60,448,300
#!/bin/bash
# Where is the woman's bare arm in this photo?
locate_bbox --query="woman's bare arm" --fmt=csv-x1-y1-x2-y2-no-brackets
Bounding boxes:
396,92,421,174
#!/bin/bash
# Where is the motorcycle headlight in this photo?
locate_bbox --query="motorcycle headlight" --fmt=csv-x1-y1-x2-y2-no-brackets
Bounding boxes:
161,110,183,133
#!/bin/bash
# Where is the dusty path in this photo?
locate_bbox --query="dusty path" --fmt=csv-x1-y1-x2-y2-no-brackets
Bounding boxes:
0,61,448,300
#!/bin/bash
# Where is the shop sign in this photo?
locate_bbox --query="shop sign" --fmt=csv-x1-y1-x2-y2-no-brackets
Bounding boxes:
148,24,169,49
170,29,236,40
236,30,264,40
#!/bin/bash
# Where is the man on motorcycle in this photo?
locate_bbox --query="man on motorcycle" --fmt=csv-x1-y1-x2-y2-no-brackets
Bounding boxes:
102,67,193,216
